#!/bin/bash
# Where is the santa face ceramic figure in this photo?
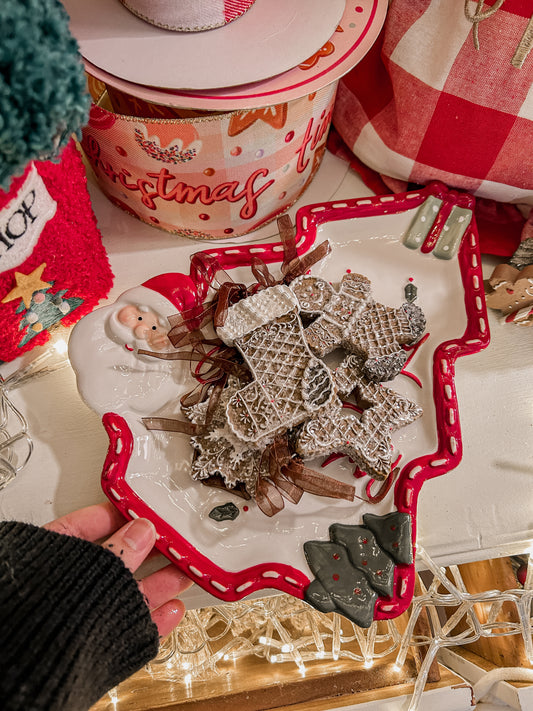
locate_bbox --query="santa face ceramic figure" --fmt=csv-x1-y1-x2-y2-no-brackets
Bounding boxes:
115,304,170,351
69,183,489,627
71,284,177,419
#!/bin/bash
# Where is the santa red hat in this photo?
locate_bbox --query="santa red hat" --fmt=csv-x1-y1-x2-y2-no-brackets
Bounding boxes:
107,273,200,347
142,272,200,312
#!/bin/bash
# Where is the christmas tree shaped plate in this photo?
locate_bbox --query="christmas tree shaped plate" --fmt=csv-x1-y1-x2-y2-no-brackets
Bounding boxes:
69,182,489,626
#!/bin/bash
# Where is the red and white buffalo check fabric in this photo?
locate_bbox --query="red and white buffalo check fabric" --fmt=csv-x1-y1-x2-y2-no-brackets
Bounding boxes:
332,0,533,255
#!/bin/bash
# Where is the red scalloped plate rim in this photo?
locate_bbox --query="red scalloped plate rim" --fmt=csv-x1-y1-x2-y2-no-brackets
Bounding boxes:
100,180,490,616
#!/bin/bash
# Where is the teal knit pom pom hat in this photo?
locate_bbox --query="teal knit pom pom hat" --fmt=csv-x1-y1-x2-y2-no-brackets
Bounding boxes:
0,0,90,189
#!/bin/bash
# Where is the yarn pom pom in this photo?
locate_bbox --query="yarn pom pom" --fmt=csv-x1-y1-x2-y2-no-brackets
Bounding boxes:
0,0,90,189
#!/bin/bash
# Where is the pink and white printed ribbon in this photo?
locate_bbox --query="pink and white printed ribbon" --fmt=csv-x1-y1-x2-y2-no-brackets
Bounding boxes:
120,0,257,31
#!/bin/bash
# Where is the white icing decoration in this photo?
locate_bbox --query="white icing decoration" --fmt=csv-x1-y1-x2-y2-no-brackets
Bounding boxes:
217,284,300,345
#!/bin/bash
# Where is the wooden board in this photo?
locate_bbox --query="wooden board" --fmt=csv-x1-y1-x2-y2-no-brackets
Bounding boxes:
91,652,467,711
442,557,528,667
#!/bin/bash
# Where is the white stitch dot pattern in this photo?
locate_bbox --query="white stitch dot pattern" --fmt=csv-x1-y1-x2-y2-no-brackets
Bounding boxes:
408,465,422,479
236,581,253,593
210,580,228,592
430,458,448,467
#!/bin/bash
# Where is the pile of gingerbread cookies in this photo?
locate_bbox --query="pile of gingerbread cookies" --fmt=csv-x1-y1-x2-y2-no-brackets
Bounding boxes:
183,271,426,517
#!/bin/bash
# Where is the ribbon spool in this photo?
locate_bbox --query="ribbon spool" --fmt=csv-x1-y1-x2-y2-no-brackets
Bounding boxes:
81,81,338,240
119,0,257,32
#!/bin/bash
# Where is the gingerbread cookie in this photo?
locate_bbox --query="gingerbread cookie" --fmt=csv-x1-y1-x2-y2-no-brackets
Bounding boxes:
295,355,423,480
186,377,266,496
290,273,426,381
216,284,337,445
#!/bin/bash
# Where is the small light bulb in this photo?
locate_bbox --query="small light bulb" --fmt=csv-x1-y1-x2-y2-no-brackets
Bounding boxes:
54,338,68,355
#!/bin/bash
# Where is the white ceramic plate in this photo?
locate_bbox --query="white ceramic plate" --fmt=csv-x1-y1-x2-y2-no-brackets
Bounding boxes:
69,183,489,624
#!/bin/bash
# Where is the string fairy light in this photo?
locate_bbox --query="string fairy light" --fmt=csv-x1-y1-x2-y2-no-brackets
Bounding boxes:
0,329,70,489
111,546,533,711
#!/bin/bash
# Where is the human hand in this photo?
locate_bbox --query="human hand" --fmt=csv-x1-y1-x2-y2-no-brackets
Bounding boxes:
45,502,192,638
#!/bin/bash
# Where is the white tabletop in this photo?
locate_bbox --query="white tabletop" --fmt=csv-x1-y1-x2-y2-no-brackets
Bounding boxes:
0,150,531,610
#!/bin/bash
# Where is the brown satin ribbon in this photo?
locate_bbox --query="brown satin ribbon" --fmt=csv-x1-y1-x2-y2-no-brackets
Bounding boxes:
282,240,331,284
252,434,356,517
283,460,356,502
143,372,228,435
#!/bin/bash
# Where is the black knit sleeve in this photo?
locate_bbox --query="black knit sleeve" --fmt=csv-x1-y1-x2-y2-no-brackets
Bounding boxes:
0,520,159,711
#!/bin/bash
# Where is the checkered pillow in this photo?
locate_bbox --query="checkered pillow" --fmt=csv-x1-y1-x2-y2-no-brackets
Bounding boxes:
333,0,533,253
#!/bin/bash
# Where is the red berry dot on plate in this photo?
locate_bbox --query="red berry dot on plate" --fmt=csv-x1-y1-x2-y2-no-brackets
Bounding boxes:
517,563,527,586
354,587,361,595
224,227,234,234
203,167,215,176
391,525,397,531
346,269,351,273
243,506,249,512
199,213,210,221
115,145,127,156
333,574,339,581
362,560,368,566
150,216,160,224
230,146,242,156
285,131,295,143
333,553,340,560
362,538,368,544
393,542,399,548
356,6,364,12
